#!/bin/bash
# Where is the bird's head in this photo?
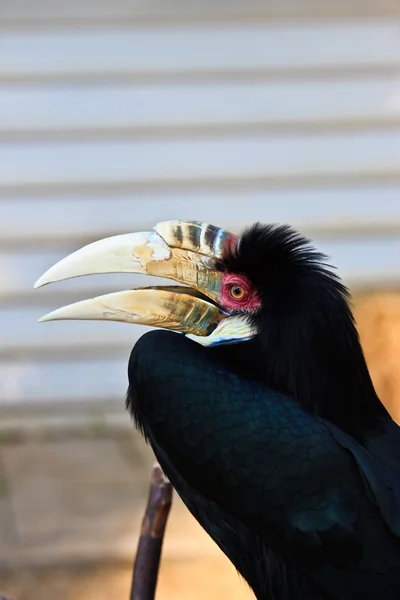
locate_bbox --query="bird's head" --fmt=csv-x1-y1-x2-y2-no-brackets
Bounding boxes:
35,219,385,435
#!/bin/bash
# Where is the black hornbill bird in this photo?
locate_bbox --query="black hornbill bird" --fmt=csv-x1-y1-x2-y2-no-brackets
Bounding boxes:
35,220,400,599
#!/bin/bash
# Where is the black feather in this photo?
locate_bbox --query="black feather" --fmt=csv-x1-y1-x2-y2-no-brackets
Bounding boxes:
217,223,387,438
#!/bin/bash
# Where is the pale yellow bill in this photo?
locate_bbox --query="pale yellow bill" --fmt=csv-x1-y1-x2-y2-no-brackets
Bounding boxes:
34,220,256,346
38,287,226,338
34,230,171,289
34,227,222,303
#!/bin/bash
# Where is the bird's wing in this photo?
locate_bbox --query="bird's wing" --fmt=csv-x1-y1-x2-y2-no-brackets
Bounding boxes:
129,331,400,575
151,440,324,600
324,418,400,539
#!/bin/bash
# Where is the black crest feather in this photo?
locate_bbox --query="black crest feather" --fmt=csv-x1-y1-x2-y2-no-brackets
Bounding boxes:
218,223,387,438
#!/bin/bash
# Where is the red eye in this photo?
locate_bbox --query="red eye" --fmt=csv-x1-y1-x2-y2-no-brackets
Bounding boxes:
221,273,261,312
230,285,246,300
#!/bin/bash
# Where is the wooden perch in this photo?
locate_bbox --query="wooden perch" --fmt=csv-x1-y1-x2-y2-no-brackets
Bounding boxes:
130,464,173,600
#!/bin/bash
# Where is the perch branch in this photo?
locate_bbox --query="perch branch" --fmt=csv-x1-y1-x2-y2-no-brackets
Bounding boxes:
130,463,173,600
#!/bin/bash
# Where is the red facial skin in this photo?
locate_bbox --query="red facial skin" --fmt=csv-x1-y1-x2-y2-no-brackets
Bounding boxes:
220,273,262,313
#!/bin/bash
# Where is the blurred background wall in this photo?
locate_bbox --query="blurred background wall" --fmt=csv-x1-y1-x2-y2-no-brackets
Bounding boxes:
1,0,399,428
0,2,399,598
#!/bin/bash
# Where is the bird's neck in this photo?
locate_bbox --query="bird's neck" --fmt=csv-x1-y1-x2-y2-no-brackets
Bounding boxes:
215,301,387,439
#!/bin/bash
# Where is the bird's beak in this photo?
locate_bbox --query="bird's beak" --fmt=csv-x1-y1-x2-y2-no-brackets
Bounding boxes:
34,221,257,346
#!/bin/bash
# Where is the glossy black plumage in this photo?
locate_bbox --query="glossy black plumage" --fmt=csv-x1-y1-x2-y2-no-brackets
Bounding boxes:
127,224,400,599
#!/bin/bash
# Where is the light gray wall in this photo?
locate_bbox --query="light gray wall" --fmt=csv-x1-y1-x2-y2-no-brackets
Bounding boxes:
0,2,399,423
